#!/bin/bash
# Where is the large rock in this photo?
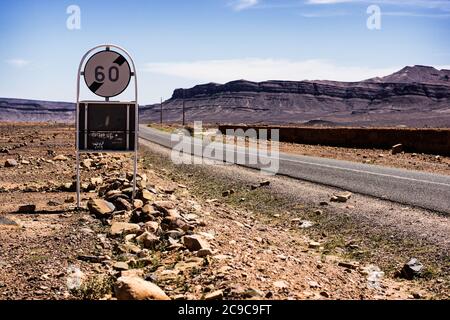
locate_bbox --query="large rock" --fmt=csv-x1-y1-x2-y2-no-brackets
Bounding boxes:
142,204,157,216
114,276,170,300
110,222,141,236
4,159,17,167
331,192,352,203
113,261,129,271
182,235,210,251
53,154,69,161
204,290,223,300
400,258,424,279
114,198,132,211
141,189,155,202
87,199,115,218
153,200,176,214
135,231,160,249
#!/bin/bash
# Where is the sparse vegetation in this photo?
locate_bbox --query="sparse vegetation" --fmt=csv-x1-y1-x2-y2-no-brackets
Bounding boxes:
142,148,450,286
71,275,114,300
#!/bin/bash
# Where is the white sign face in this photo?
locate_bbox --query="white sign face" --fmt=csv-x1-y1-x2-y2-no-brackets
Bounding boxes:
84,50,131,98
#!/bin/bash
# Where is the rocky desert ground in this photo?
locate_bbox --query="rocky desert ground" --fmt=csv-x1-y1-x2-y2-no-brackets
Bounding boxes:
0,122,448,300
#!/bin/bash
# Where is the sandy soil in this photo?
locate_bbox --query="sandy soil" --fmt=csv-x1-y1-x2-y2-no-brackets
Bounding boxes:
0,123,447,300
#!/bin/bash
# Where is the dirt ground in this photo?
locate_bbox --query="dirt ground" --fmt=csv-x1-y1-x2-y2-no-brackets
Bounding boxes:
0,122,448,300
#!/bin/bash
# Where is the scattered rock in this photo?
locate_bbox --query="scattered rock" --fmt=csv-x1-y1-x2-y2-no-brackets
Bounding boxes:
113,261,129,271
4,159,18,167
273,280,289,289
259,180,270,187
182,235,210,251
174,258,203,272
77,254,109,263
114,276,170,300
299,220,314,228
338,261,359,270
204,290,223,300
135,231,160,249
242,288,264,298
87,199,115,218
331,192,352,203
141,189,155,202
400,258,424,280
308,241,321,249
153,200,176,212
119,243,142,255
222,189,234,197
110,222,141,236
115,198,132,211
53,155,69,161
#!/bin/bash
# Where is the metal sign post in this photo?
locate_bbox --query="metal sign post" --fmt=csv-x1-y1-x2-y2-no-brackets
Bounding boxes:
75,44,139,209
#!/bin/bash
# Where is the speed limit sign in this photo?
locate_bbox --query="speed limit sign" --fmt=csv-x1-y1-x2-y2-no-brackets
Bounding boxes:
83,49,131,98
76,44,139,210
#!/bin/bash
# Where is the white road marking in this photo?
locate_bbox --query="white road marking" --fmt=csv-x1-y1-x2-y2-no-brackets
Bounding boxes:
139,129,450,189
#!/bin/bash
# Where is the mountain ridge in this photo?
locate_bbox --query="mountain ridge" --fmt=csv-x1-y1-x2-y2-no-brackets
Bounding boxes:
140,65,450,127
1,65,450,127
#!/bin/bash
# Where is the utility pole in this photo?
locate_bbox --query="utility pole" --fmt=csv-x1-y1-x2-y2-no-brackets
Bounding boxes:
182,89,186,126
160,97,163,125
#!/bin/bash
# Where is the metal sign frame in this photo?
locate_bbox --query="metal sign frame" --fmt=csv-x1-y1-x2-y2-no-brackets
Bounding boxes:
76,44,139,209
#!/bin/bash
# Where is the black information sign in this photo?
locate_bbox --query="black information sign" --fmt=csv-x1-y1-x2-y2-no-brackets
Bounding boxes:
76,44,139,209
78,102,136,151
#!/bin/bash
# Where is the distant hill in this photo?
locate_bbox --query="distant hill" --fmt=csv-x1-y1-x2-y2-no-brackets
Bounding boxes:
0,98,74,122
1,65,450,127
140,65,450,127
365,65,450,85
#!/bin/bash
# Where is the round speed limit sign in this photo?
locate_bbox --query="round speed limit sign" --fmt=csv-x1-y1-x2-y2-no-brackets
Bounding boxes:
84,50,131,98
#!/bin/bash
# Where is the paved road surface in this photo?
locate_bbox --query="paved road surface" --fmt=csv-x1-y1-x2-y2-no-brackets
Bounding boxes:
139,125,450,214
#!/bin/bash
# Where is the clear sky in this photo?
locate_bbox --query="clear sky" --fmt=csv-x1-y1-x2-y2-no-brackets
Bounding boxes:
0,0,449,104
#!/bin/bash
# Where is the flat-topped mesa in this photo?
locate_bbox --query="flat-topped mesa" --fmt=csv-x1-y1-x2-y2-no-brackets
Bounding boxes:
171,77,450,101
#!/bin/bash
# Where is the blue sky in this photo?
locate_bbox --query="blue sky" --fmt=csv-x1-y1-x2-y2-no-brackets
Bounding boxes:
0,0,449,104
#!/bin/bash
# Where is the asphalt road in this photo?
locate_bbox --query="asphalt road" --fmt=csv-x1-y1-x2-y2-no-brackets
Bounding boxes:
139,125,450,214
